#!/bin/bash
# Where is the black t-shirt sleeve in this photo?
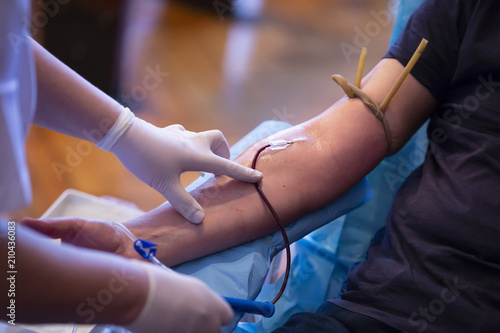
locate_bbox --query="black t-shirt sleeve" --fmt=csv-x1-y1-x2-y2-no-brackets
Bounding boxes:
385,0,475,102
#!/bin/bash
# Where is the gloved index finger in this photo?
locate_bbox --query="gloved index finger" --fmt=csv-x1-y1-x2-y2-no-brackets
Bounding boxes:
204,154,263,183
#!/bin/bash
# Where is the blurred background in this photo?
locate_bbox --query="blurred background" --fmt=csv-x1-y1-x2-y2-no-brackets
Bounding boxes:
9,0,396,220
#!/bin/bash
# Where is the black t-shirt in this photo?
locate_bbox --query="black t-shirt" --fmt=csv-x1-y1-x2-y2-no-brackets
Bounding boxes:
332,1,500,332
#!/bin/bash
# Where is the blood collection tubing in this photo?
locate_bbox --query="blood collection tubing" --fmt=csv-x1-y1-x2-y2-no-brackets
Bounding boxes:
251,140,295,304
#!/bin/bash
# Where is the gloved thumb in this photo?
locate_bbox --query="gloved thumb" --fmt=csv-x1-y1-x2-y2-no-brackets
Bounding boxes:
21,217,82,240
164,181,205,224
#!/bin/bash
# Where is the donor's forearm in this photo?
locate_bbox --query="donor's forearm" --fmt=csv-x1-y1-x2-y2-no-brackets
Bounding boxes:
125,97,387,266
124,59,436,266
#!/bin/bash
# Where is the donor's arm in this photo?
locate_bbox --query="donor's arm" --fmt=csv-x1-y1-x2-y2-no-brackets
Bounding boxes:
24,58,436,266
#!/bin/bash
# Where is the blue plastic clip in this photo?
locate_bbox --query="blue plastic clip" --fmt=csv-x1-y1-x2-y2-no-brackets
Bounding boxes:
133,238,275,318
223,297,275,318
134,239,158,259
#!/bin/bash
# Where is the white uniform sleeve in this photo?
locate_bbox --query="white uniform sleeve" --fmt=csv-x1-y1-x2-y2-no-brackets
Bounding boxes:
0,0,36,213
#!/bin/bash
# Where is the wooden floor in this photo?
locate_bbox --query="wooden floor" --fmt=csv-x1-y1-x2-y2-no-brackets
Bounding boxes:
8,0,394,220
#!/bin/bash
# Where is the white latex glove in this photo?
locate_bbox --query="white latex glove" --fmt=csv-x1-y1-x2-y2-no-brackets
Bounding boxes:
126,261,233,333
97,108,263,223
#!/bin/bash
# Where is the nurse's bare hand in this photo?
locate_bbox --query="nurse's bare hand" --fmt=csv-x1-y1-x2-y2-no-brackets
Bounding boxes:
21,217,141,259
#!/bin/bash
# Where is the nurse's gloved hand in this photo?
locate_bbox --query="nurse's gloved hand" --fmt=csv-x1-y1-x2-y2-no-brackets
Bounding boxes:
127,261,233,333
97,108,262,224
22,217,136,258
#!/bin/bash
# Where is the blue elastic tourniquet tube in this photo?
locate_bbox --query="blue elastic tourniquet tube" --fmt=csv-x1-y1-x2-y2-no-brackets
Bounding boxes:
223,297,275,318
